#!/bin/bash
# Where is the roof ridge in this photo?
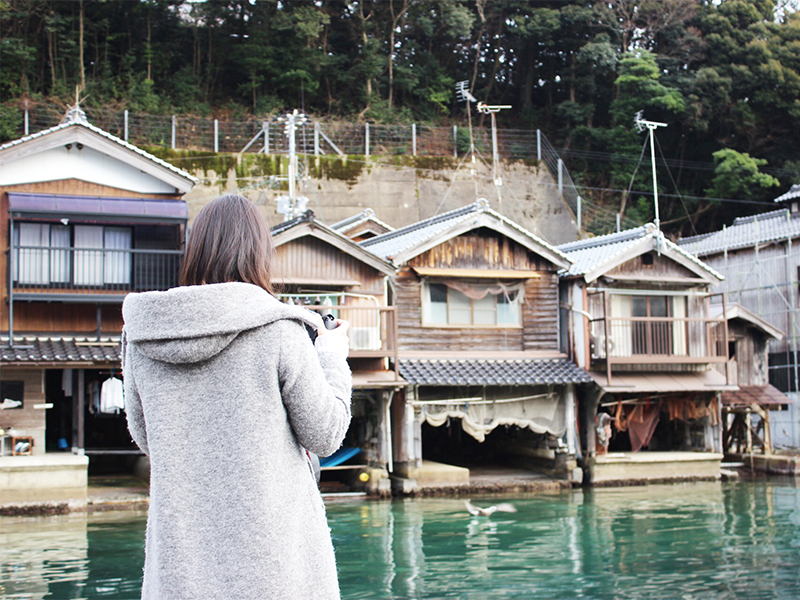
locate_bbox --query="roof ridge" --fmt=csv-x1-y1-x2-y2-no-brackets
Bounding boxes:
361,201,480,247
558,225,650,252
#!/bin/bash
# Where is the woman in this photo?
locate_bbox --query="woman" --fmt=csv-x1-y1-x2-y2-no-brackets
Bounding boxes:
122,194,352,600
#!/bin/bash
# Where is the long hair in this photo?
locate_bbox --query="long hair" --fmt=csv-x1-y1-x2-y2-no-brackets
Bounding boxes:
180,194,275,293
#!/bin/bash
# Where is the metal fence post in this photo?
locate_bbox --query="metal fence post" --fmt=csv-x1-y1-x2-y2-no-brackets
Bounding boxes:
616,213,621,233
412,123,417,156
365,122,370,157
124,110,129,142
453,125,458,158
577,195,582,230
23,107,29,136
214,119,219,153
558,158,564,196
265,122,270,154
537,129,542,161
171,115,176,150
314,122,320,156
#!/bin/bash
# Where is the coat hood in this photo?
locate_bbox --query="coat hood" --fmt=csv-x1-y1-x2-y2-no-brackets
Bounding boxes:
122,282,323,364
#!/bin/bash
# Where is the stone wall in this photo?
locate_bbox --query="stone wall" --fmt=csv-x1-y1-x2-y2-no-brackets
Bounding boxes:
167,151,580,247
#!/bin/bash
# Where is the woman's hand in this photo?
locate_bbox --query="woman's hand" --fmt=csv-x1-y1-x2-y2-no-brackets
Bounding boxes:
314,319,350,357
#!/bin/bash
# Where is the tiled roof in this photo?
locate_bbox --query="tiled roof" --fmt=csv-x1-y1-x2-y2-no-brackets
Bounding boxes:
270,209,315,236
0,108,197,184
330,208,394,234
399,357,593,386
0,337,121,363
678,209,800,257
774,184,800,204
558,223,721,280
361,199,569,265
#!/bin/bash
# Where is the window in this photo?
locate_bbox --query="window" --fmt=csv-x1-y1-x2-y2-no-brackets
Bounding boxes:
423,282,521,326
632,295,673,355
14,223,132,287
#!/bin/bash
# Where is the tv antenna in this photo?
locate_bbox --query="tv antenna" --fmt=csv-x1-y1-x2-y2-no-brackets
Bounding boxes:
634,111,667,231
276,109,310,221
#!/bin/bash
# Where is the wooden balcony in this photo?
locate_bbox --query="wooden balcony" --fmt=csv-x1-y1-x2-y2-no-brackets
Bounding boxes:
587,290,730,385
9,245,182,302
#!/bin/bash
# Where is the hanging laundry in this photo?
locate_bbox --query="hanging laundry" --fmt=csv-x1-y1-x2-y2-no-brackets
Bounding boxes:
626,401,661,452
62,369,73,397
87,380,101,414
100,376,125,414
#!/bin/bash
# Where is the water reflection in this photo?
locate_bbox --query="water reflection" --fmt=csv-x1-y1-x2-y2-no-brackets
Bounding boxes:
329,481,800,599
1,482,799,599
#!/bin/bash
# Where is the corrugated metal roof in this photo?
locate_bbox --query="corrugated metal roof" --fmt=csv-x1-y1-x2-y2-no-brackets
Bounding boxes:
361,200,569,265
721,384,790,406
8,192,188,221
0,337,121,363
399,357,593,386
678,209,800,257
0,109,197,184
558,224,721,280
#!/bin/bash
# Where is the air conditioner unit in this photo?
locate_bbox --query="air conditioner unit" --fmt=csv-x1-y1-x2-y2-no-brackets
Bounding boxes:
350,327,381,351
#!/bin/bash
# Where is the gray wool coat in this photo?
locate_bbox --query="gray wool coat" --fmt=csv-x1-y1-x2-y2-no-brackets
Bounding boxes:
121,282,352,600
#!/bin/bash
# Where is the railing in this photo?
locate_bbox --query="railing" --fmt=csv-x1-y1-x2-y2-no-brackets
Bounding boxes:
587,291,729,385
10,246,182,299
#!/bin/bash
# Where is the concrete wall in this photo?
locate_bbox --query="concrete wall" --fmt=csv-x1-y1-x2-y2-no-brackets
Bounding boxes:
179,154,580,247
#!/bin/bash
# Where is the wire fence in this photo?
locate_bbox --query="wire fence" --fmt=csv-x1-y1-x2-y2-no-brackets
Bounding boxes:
4,102,640,234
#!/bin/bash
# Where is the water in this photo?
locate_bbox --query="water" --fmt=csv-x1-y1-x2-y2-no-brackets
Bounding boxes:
1,481,799,599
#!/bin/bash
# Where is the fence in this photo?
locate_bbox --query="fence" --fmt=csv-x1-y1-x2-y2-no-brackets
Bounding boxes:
5,102,640,234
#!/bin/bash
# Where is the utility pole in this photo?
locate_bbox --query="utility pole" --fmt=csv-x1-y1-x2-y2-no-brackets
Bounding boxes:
634,111,667,231
477,102,512,210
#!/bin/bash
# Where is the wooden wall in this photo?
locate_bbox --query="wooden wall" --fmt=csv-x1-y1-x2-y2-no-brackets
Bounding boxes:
605,252,702,280
397,230,560,352
273,236,386,297
0,368,46,455
727,322,770,386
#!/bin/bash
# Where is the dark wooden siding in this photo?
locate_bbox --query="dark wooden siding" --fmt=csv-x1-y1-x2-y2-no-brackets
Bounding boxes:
605,252,700,280
398,230,560,352
273,237,385,296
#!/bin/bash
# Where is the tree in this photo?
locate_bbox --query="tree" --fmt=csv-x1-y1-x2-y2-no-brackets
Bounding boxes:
705,148,780,201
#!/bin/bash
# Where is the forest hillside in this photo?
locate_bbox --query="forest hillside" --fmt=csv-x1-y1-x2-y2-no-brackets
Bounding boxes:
1,0,799,236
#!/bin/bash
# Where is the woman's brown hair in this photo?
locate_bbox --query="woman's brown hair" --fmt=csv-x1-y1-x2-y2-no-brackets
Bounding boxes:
180,194,275,293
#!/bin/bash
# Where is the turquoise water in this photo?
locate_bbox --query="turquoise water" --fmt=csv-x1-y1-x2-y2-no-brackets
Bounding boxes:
1,481,799,599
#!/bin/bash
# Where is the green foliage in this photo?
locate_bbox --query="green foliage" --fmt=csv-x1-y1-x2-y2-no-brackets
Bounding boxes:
705,149,780,201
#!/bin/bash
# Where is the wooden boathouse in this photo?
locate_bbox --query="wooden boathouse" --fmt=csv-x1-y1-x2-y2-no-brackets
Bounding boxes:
361,199,592,492
558,224,736,484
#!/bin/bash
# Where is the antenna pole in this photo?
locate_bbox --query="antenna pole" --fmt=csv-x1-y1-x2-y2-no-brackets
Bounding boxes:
634,111,667,232
649,125,659,230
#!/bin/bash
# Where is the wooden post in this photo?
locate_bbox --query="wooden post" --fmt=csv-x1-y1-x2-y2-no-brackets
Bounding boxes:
73,369,85,454
604,290,612,385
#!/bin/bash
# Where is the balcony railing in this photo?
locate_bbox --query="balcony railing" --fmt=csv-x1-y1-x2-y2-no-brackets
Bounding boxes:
280,296,399,375
10,245,182,300
587,291,729,385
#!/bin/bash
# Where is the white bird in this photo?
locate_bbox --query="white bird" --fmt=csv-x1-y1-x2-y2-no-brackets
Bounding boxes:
465,500,517,517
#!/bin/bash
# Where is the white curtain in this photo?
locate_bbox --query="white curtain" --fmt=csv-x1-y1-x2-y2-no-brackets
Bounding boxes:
104,227,132,284
673,296,688,356
609,294,632,357
74,225,104,286
421,394,565,442
49,225,71,283
16,223,49,284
